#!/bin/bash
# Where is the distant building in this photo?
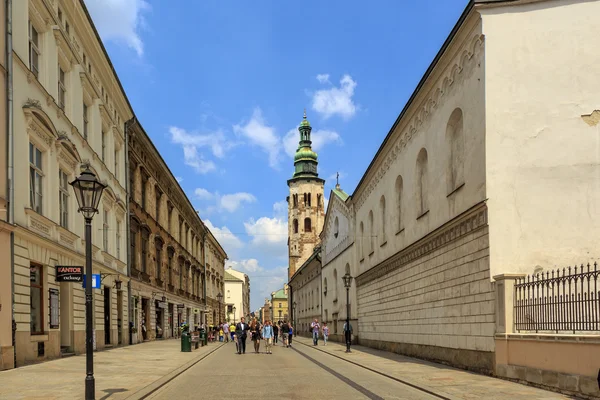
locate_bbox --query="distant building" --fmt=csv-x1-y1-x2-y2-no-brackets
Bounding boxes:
271,285,288,323
225,267,250,321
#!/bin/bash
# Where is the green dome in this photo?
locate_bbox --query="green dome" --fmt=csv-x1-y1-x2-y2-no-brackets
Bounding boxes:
300,118,310,127
294,147,318,162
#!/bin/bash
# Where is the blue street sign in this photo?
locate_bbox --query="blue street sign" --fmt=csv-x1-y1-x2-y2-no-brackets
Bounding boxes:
82,274,101,289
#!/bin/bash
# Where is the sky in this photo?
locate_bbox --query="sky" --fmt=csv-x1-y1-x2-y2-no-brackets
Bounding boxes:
85,0,469,311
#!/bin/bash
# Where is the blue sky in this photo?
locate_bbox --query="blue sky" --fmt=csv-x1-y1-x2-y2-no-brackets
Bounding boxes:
86,0,469,310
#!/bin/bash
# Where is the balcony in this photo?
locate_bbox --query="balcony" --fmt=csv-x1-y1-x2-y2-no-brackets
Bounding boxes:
168,284,175,293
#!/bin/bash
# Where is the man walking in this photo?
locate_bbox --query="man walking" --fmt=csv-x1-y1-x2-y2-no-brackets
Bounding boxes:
222,322,229,343
236,317,249,354
343,320,353,353
280,320,290,348
262,320,274,354
311,318,320,346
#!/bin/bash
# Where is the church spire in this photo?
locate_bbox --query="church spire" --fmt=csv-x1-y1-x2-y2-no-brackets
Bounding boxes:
291,110,320,179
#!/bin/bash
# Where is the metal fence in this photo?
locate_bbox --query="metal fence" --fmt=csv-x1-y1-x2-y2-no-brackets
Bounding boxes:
514,262,600,333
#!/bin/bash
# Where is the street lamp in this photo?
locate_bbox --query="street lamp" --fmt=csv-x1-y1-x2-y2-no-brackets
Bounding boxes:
292,301,297,337
342,271,353,353
70,167,107,400
216,292,223,324
233,306,236,324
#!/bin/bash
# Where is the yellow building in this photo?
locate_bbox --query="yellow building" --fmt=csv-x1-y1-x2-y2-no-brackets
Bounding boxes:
271,285,288,323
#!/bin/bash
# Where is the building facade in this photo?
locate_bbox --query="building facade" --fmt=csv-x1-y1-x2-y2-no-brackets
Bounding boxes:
224,270,243,324
319,183,358,342
288,247,322,336
287,112,325,281
9,0,132,367
271,285,288,323
226,267,250,320
261,298,271,324
0,0,15,371
127,119,227,340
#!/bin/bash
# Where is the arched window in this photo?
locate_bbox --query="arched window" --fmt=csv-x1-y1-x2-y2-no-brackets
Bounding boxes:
308,193,311,207
416,148,429,216
324,278,328,296
395,176,403,232
379,195,386,244
333,269,338,300
368,210,374,254
303,193,307,205
293,194,298,207
317,194,322,210
446,108,465,193
359,221,364,260
304,217,312,232
293,219,298,234
334,216,339,238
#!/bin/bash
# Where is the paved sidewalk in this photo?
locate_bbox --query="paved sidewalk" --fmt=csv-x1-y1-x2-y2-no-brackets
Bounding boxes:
0,339,224,400
294,336,577,400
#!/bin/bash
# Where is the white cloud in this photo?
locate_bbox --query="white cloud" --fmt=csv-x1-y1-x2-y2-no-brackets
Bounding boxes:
220,193,257,212
272,201,287,217
85,0,150,56
226,261,288,310
195,189,256,213
170,126,234,174
204,220,243,250
227,259,263,273
316,74,330,84
312,74,358,119
283,128,342,158
233,108,281,168
244,217,287,246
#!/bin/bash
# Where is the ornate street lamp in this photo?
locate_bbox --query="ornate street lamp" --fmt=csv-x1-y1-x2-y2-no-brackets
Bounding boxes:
217,292,223,324
342,271,353,353
293,301,297,337
70,167,106,400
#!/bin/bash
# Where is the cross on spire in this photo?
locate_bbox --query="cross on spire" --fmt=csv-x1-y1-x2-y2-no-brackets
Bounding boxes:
335,172,340,190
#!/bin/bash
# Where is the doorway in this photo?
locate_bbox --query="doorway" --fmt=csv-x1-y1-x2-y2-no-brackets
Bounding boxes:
141,298,149,340
103,287,111,345
155,301,163,338
59,282,72,352
117,290,123,345
168,303,174,338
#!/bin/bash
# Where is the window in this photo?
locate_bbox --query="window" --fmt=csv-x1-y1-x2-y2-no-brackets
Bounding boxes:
279,303,282,308
130,229,137,269
293,194,298,207
304,217,312,232
308,193,311,207
58,8,63,23
446,108,465,193
103,209,109,251
333,269,338,300
28,23,40,78
359,222,364,260
83,103,89,139
141,173,148,210
168,251,173,285
317,194,322,210
101,130,106,162
58,66,66,110
167,204,173,233
416,148,429,215
334,217,339,238
179,260,183,289
155,190,161,222
141,230,149,273
30,264,44,334
29,143,43,214
114,147,120,178
380,195,386,243
293,219,298,234
368,210,374,253
116,221,121,259
395,176,403,232
59,170,69,229
65,21,70,35
155,241,162,280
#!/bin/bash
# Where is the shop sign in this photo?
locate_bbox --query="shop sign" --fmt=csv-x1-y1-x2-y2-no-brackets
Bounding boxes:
55,265,83,282
157,301,167,309
176,303,185,309
82,274,101,289
49,288,59,329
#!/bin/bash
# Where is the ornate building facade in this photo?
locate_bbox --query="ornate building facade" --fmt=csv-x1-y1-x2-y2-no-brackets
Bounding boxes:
127,119,227,341
8,0,131,367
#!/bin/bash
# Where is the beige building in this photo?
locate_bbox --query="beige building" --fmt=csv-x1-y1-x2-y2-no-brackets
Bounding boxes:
288,247,322,336
224,269,243,324
271,285,288,323
225,267,250,321
9,0,132,366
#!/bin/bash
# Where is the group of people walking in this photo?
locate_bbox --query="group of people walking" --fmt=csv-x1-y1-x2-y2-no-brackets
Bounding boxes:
212,318,295,354
309,318,329,346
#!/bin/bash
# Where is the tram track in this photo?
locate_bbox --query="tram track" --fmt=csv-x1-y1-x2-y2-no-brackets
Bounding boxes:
294,339,454,400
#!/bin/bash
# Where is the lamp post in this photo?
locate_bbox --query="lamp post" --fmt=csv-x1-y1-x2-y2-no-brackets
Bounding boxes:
342,271,353,353
70,168,107,400
216,292,223,324
292,301,297,337
233,306,236,324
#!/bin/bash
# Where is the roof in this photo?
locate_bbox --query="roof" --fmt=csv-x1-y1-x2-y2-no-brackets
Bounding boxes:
224,271,243,282
332,187,349,201
272,289,288,300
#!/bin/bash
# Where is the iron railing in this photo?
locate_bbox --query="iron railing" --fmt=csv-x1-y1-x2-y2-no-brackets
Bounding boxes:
514,262,600,333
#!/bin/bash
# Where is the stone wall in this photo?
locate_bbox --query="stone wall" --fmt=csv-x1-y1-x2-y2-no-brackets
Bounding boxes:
356,204,495,374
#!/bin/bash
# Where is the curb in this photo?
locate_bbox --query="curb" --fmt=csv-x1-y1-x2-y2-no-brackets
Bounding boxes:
126,343,225,400
295,338,460,400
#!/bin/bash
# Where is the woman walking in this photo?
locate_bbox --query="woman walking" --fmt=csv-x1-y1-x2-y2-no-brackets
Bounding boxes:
288,323,293,347
322,322,329,345
272,323,279,346
262,320,274,354
250,320,262,353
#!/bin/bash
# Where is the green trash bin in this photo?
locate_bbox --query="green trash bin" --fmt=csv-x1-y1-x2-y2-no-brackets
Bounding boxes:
200,330,207,346
181,332,191,352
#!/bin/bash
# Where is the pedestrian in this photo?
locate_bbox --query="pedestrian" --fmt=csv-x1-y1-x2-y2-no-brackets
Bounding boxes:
250,320,262,353
235,317,249,354
219,325,224,342
272,323,279,345
280,320,290,348
311,318,320,346
322,322,329,345
288,323,293,347
223,322,229,343
262,320,274,354
343,320,353,352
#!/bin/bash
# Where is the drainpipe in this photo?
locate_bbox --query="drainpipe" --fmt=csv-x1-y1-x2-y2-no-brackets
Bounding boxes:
124,117,134,345
6,0,16,368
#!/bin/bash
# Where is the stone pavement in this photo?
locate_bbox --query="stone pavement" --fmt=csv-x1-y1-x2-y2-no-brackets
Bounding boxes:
0,339,224,400
293,336,578,400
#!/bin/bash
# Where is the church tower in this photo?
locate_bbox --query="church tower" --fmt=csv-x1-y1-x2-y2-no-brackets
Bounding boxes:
287,111,325,280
